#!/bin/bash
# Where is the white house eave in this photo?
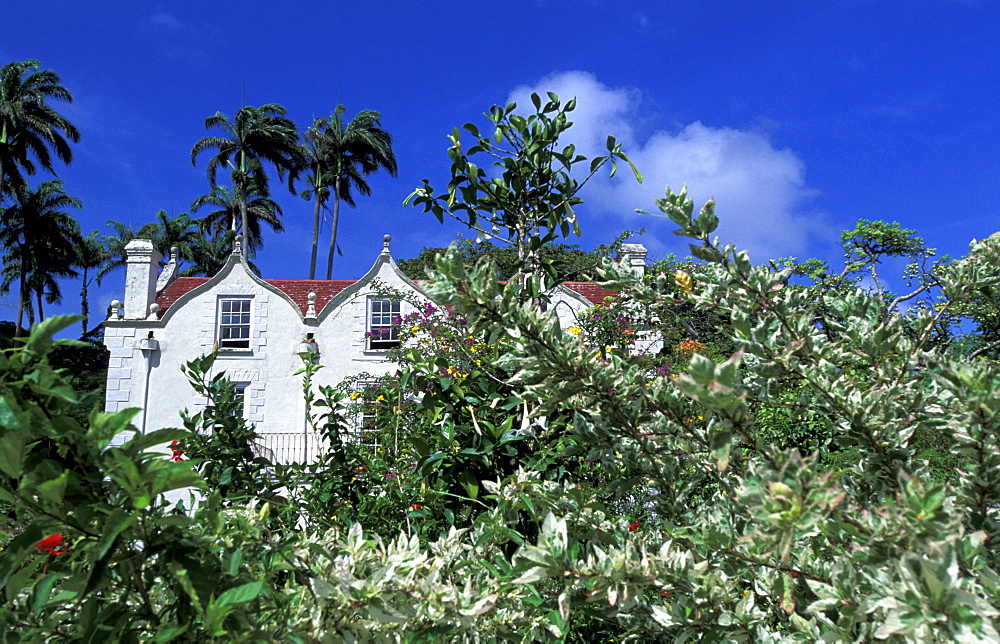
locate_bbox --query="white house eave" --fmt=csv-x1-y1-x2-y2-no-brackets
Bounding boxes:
157,252,306,325
316,249,429,322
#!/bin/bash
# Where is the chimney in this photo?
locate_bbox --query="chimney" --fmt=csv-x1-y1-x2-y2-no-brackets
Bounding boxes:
123,239,162,320
617,243,648,277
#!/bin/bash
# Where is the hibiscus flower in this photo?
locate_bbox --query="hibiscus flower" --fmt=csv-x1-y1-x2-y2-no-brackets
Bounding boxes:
36,533,69,556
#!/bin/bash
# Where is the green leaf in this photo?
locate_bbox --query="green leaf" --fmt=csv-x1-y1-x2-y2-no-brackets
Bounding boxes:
0,426,27,478
119,426,188,455
215,580,263,607
710,430,733,471
689,244,724,263
0,394,25,430
30,573,62,614
513,566,551,584
0,523,45,591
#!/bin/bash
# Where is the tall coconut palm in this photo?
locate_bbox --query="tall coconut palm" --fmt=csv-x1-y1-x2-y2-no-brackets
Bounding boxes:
0,60,80,197
191,104,301,247
98,210,201,285
191,163,283,255
0,180,82,330
74,230,108,337
301,106,397,280
145,209,202,263
183,229,260,277
97,220,141,287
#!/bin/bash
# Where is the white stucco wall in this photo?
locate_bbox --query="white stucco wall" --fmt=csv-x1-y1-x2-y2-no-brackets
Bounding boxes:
102,243,641,462
103,247,427,460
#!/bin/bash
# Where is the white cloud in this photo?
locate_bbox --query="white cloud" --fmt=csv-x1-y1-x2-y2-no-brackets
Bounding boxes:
505,71,831,261
144,12,209,64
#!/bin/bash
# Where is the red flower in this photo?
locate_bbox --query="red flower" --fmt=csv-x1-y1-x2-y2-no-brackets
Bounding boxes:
36,533,69,556
168,440,184,462
629,521,642,532
355,466,367,473
411,504,423,510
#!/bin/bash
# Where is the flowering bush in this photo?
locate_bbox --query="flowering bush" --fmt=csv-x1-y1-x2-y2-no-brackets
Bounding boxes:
6,96,1000,641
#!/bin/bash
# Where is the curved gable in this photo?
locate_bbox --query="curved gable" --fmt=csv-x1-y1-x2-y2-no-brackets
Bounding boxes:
316,243,428,322
157,253,304,325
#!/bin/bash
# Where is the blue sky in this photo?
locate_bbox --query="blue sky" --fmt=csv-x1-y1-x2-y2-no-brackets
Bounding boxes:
2,1,999,320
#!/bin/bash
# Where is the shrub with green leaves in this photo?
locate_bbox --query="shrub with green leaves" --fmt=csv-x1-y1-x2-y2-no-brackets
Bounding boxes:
6,93,1000,641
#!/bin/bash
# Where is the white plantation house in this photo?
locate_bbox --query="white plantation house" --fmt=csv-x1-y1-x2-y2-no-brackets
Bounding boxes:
103,235,648,463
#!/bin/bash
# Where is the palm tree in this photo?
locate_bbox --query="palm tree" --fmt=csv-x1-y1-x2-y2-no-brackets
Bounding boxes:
183,229,260,277
191,164,283,255
191,104,302,247
146,209,202,263
301,106,397,280
98,211,201,286
0,180,82,331
74,231,108,337
97,220,141,287
0,60,80,197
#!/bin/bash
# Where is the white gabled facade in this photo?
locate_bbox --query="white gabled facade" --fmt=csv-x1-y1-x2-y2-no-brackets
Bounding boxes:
103,235,646,462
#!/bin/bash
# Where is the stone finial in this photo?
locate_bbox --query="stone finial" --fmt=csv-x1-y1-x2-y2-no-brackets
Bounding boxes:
146,303,160,321
382,234,392,254
233,234,244,256
306,292,317,319
109,300,121,320
156,246,180,294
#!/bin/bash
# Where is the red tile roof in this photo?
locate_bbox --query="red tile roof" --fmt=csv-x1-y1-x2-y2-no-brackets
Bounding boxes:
563,282,621,306
155,277,357,315
156,277,209,313
154,276,617,315
263,279,355,314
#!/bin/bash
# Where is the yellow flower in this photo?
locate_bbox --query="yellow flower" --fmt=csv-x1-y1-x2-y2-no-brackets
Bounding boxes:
675,270,693,295
568,326,582,335
350,392,361,400
376,395,385,402
411,326,421,332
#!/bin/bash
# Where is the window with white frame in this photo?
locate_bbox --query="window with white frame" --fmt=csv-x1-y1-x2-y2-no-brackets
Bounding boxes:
349,379,382,450
367,298,400,350
218,298,252,350
232,383,248,418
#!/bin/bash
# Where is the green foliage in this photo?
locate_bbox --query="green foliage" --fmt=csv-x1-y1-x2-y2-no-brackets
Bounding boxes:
405,92,641,284
397,233,639,283
0,179,83,330
9,94,1000,642
0,59,80,197
178,352,278,502
300,105,398,280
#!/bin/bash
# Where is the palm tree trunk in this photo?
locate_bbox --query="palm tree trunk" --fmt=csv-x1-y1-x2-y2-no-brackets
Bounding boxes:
309,190,322,280
325,181,341,280
238,195,248,237
80,269,89,337
236,153,248,239
36,289,44,322
15,283,24,337
15,248,27,336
